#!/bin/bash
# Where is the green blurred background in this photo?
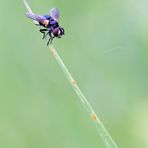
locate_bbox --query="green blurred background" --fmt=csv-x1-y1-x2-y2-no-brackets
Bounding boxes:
0,0,148,147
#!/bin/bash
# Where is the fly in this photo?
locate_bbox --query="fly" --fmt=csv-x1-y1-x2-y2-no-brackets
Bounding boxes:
25,8,65,45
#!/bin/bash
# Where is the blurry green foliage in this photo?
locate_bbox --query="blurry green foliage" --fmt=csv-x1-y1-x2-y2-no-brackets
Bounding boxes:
0,0,148,147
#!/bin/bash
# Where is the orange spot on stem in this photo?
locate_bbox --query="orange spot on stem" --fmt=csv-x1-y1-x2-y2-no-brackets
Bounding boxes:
50,48,56,56
71,79,76,85
91,114,97,121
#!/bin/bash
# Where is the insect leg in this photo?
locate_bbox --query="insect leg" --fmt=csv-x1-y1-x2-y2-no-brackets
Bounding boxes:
47,32,54,45
50,36,55,43
47,38,51,46
40,29,48,39
44,31,49,39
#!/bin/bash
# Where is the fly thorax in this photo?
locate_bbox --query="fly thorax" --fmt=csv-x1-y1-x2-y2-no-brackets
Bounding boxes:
50,19,59,29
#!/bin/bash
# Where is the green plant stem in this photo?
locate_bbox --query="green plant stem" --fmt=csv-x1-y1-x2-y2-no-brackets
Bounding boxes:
49,45,118,148
23,0,118,147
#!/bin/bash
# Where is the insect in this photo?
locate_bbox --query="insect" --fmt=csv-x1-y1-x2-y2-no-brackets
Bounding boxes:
25,8,65,45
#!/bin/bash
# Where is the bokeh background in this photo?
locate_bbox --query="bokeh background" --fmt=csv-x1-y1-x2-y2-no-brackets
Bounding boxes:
0,0,148,147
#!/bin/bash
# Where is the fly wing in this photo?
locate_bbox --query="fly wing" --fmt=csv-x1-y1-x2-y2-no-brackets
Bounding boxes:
50,8,60,21
25,12,46,22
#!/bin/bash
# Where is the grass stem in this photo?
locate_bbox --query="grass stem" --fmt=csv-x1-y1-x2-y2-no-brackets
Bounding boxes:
49,45,118,148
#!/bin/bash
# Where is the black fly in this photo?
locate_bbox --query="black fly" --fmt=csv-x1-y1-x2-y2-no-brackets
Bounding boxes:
25,8,65,45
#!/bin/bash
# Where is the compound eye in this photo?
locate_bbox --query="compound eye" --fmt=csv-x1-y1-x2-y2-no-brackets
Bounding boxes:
58,30,61,35
53,28,59,37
